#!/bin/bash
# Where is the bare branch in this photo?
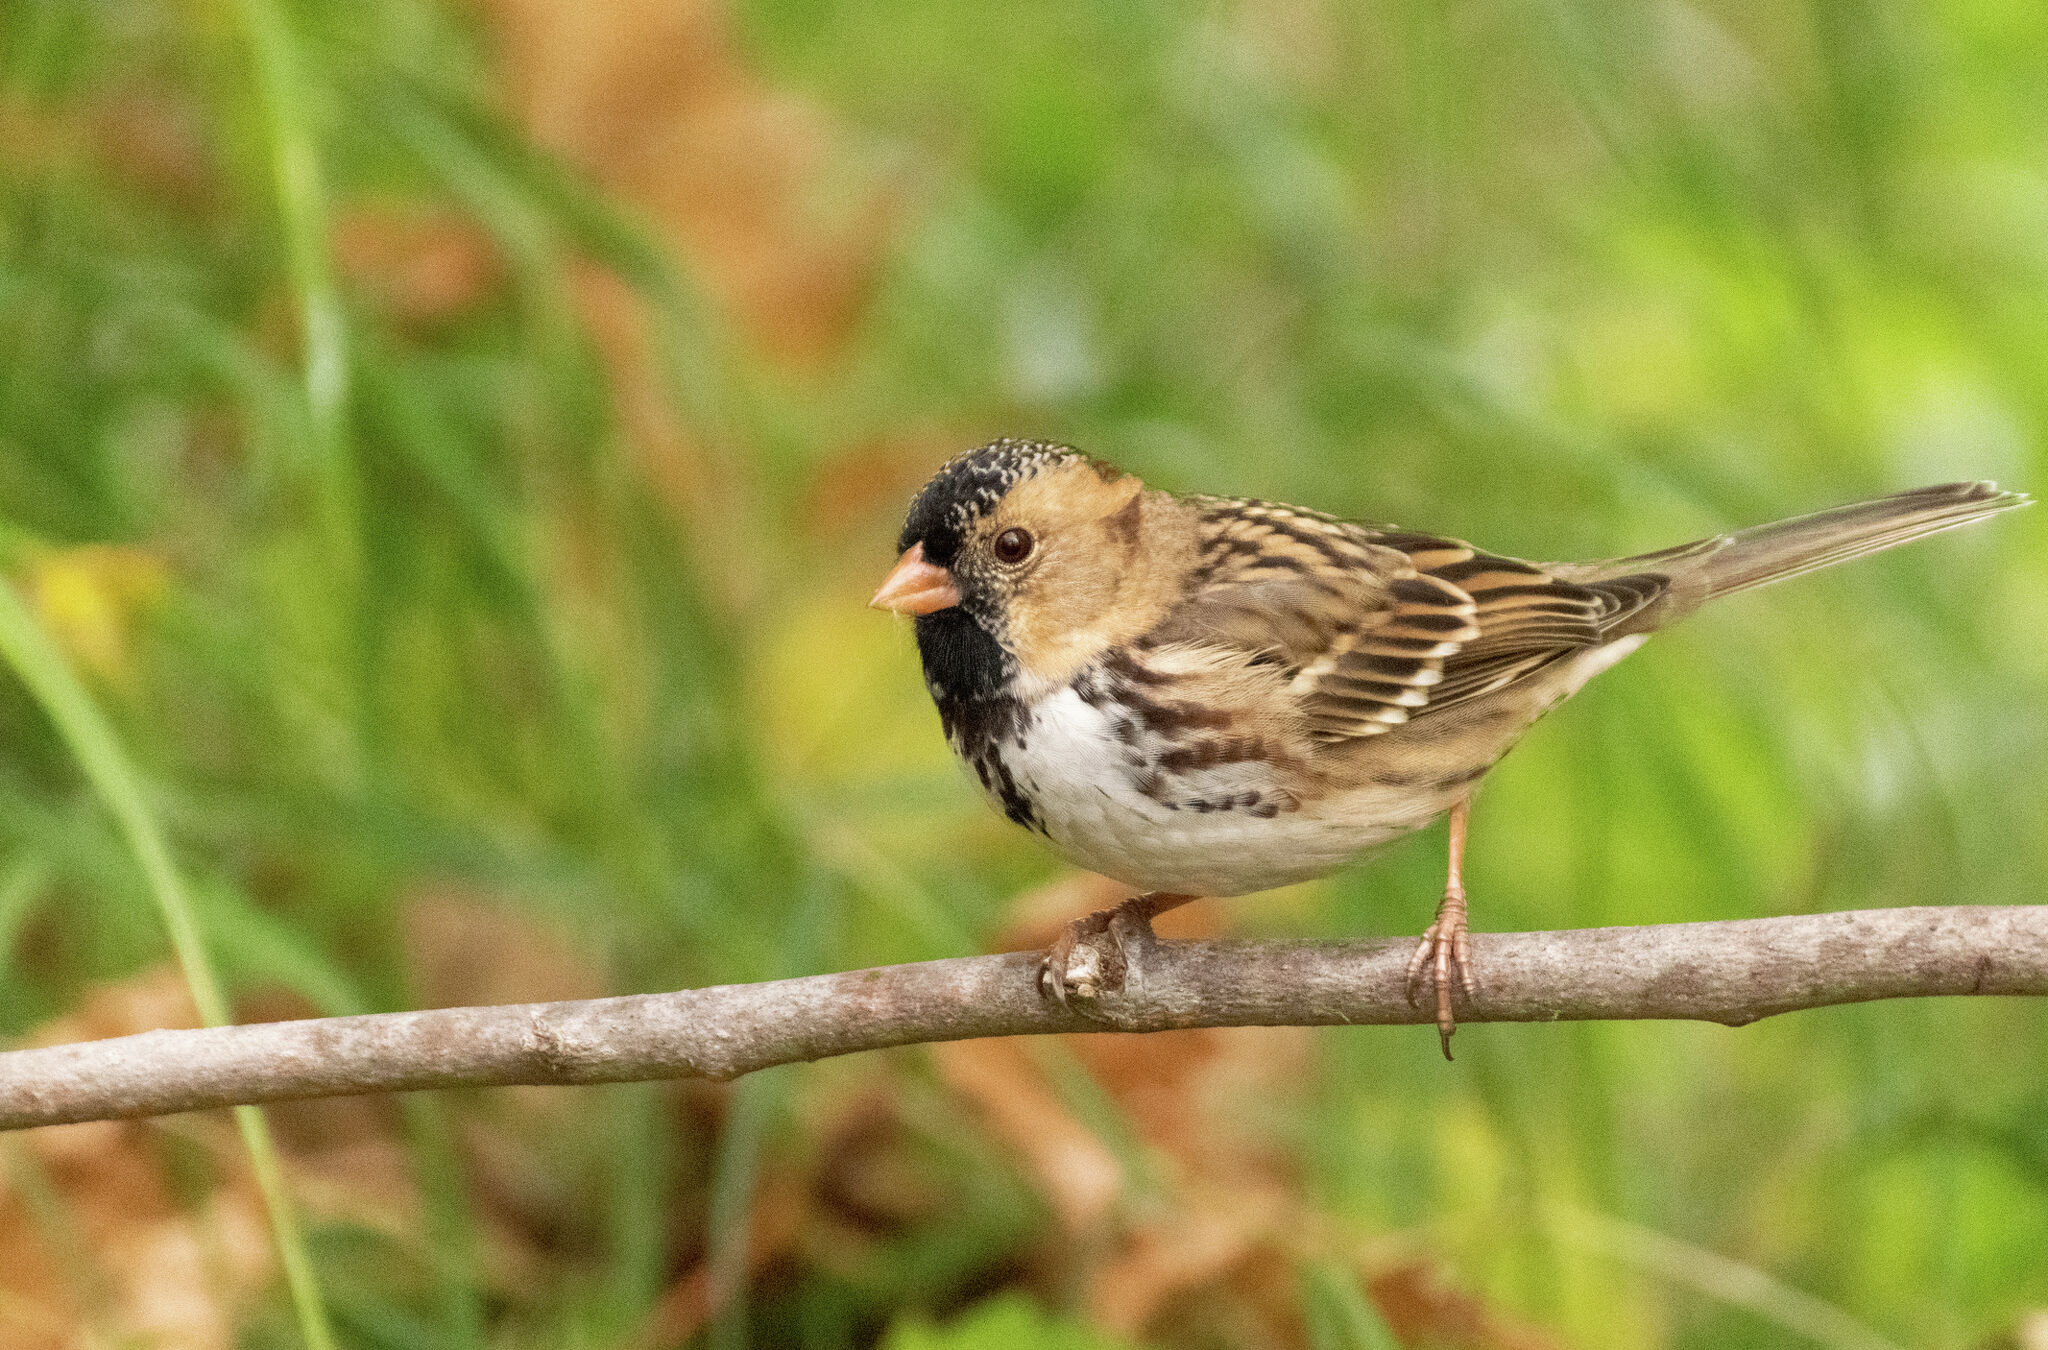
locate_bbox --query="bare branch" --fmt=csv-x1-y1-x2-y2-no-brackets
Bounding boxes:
2,905,2043,1132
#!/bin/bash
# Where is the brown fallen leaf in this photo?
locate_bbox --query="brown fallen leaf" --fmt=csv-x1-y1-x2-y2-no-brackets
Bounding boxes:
486,0,897,363
637,1158,809,1348
803,434,974,541
478,0,903,606
333,203,502,328
1087,1179,1292,1337
1366,1259,1567,1350
635,1081,921,1348
403,882,610,1011
3,969,271,1350
930,1036,1125,1234
93,86,218,208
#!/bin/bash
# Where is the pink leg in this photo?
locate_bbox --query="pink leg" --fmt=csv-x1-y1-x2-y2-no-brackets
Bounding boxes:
1404,799,1478,1059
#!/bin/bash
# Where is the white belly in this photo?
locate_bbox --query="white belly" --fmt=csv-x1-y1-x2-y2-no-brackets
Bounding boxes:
978,688,1442,897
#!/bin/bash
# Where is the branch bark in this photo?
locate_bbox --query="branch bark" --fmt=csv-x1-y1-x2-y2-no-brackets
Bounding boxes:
3,905,2043,1132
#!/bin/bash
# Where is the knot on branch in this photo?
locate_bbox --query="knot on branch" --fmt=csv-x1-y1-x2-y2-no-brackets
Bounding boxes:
523,1010,618,1082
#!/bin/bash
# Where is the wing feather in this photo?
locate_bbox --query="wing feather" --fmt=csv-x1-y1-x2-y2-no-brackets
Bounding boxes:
1161,499,1676,744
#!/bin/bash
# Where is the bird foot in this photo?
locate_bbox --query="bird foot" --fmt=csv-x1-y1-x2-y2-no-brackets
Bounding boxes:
1039,897,1162,1007
1405,888,1478,1060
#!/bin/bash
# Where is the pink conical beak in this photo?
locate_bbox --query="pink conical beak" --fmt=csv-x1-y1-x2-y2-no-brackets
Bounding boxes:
869,542,961,615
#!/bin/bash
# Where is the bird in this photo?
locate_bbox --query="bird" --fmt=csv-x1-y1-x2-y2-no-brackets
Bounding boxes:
869,439,2028,1056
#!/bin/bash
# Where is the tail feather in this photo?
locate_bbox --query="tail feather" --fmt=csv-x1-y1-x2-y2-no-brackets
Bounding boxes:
1608,481,2029,606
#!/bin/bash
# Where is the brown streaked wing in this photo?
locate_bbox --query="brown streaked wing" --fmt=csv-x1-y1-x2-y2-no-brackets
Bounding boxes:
1157,500,1676,743
1152,502,1478,740
1293,571,1482,739
1367,534,1673,717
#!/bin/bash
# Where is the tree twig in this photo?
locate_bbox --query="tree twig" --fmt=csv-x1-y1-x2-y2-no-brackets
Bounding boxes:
2,905,2043,1131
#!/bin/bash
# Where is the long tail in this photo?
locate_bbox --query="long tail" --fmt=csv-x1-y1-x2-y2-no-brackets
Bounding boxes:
1609,481,2029,605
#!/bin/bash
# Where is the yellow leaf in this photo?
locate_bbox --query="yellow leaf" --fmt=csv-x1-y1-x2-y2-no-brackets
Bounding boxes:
24,545,169,687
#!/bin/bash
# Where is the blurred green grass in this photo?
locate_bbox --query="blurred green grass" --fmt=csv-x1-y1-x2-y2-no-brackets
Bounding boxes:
2,0,2045,1346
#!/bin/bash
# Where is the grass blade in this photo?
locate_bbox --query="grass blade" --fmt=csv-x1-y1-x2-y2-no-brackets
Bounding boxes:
0,575,338,1350
1548,1203,1906,1350
226,0,361,596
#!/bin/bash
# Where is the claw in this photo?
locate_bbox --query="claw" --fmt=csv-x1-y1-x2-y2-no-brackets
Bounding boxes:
1407,895,1477,1061
1039,909,1112,1007
1040,957,1067,1007
1039,931,1080,1007
1037,892,1196,1006
1403,934,1431,1007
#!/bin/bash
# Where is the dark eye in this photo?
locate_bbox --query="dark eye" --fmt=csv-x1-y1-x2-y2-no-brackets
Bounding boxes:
993,528,1034,564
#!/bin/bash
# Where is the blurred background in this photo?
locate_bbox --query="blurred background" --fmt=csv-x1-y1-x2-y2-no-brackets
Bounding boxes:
1,0,2044,1345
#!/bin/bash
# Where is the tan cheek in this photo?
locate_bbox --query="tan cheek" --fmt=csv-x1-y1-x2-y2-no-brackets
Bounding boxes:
1006,543,1126,671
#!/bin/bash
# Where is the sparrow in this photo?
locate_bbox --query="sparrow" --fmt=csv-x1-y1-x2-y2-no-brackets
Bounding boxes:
870,439,2028,1055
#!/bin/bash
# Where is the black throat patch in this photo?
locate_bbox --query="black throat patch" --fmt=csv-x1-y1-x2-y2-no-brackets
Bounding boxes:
897,440,1083,838
914,608,1040,833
